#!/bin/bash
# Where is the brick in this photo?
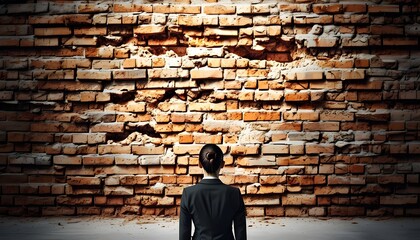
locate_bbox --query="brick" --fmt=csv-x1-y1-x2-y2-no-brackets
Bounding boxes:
320,110,354,121
178,15,202,26
254,91,283,101
91,123,124,133
113,69,146,80
383,37,418,46
284,111,319,121
132,145,164,155
313,4,343,14
34,38,59,47
243,196,279,206
303,122,340,132
380,195,417,205
368,5,400,13
62,37,97,46
15,196,55,206
261,144,289,154
191,69,223,79
148,37,178,46
315,186,349,195
0,173,27,184
343,3,366,13
82,155,114,165
219,16,252,26
282,194,316,205
237,156,276,166
204,28,237,37
34,27,71,36
192,133,222,144
284,90,310,102
188,102,226,111
53,155,82,165
243,111,281,121
230,145,259,155
77,70,111,80
203,5,235,15
148,69,181,79
113,3,152,12
68,177,101,186
329,206,365,216
306,143,335,154
104,186,133,196
133,25,166,35
247,184,285,194
260,175,286,185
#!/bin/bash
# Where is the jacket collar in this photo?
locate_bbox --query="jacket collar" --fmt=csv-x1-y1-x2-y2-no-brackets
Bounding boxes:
199,178,223,185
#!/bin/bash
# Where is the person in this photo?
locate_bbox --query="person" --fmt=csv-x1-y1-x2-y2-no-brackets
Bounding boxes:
179,144,247,240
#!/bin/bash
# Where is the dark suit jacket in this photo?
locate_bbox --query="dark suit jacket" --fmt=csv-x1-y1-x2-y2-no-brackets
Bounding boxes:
179,178,246,240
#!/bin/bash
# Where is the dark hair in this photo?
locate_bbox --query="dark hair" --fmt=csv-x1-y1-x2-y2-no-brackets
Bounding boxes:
199,144,223,174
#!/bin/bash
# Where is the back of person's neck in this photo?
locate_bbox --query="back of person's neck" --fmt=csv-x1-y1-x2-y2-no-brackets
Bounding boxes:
203,171,219,179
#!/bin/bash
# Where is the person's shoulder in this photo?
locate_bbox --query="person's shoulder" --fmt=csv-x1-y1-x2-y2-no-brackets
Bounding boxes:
224,184,241,193
182,184,198,193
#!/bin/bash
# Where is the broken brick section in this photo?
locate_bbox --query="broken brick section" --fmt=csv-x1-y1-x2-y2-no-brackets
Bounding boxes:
0,0,419,217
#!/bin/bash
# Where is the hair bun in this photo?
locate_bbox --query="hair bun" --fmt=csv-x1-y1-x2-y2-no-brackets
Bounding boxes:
206,152,216,161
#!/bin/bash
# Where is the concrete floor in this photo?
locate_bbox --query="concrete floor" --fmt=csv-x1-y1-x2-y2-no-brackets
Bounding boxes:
0,216,419,240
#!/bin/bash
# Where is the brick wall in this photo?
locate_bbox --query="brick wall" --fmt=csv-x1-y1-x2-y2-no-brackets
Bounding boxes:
0,0,420,217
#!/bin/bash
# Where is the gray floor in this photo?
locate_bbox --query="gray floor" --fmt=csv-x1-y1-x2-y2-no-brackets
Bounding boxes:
0,216,419,240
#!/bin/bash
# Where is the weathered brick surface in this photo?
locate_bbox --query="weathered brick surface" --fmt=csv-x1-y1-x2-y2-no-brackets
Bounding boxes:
0,0,419,217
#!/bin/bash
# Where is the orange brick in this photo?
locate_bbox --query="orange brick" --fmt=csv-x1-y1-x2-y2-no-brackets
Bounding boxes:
77,70,111,80
282,194,316,205
91,123,124,133
285,90,310,101
148,36,177,45
243,111,281,121
190,69,223,79
178,15,203,26
133,25,166,35
320,110,354,121
219,16,252,26
193,133,222,144
306,143,335,154
113,3,152,12
98,145,131,154
230,145,259,155
203,5,236,15
132,145,165,155
283,111,319,121
82,155,114,165
303,122,340,131
313,4,343,14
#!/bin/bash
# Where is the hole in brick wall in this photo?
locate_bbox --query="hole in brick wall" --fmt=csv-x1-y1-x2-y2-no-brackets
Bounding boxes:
98,36,126,46
106,132,132,143
127,123,161,138
226,42,294,62
147,90,177,111
148,46,187,57
0,102,30,111
161,89,177,101
107,123,161,143
110,91,136,104
188,88,213,101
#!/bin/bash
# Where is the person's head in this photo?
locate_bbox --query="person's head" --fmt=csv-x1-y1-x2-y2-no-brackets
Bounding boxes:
199,144,224,174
